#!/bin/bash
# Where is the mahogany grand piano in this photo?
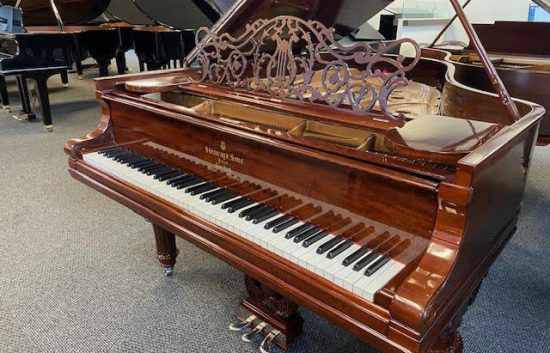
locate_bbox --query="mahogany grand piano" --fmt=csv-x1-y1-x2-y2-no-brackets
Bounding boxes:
66,0,544,352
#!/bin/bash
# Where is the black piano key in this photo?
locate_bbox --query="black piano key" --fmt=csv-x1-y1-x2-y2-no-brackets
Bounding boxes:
221,197,246,209
175,178,202,189
239,204,265,218
364,255,391,277
200,188,226,201
317,236,344,254
245,206,271,221
353,251,380,271
150,167,174,177
132,160,156,169
285,223,313,239
157,171,182,181
168,174,194,185
273,218,299,233
264,214,291,230
103,148,128,157
127,157,150,166
113,152,135,161
163,172,187,183
122,155,146,164
227,199,255,213
154,169,178,179
99,146,123,155
211,192,239,205
253,209,279,224
342,247,369,266
247,206,274,222
139,164,164,173
187,183,216,195
327,239,353,259
303,230,330,247
293,227,321,243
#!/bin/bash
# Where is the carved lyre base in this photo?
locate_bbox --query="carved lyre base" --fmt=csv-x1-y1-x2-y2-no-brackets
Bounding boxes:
429,330,463,353
238,276,304,350
153,224,179,276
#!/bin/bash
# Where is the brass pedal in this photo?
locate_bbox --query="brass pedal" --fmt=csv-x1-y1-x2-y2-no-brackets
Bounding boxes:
242,322,267,342
229,315,257,331
260,330,281,353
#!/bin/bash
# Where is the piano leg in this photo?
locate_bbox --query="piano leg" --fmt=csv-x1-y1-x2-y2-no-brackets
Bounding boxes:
32,74,54,132
60,70,69,88
238,275,304,350
97,59,110,78
153,224,179,276
15,77,36,121
429,324,463,353
115,51,127,75
0,75,10,111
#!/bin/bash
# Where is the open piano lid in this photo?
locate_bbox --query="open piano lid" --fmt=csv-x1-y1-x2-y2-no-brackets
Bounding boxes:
2,0,111,25
129,0,392,32
185,0,393,60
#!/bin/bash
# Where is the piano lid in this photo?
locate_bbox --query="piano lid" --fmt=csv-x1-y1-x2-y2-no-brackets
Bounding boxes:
2,0,111,26
185,0,393,61
93,0,155,25
131,0,234,30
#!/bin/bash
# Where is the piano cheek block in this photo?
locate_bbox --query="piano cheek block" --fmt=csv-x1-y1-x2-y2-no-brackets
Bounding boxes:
67,6,544,353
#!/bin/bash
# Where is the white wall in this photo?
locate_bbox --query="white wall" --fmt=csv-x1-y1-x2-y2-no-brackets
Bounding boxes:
368,0,533,45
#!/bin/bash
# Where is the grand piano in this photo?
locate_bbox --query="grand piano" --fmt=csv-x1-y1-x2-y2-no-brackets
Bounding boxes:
65,1,544,353
429,0,550,145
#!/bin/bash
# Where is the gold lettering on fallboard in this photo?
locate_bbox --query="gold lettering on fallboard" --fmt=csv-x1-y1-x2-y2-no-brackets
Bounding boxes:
204,141,245,170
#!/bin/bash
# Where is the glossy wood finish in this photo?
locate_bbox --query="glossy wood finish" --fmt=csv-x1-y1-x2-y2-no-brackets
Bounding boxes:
153,223,179,270
442,21,550,145
3,0,110,26
65,7,545,353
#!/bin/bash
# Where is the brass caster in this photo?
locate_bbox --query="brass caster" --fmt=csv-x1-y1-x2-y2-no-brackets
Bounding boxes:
78,75,83,80
163,267,173,276
3,105,10,112
44,125,54,132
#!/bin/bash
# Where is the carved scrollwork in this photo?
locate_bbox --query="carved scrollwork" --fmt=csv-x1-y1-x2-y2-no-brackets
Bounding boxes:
193,16,421,119
244,276,298,320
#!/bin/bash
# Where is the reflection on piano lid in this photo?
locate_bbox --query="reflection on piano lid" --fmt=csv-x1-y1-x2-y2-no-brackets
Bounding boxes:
92,0,156,25
132,0,234,30
2,0,110,26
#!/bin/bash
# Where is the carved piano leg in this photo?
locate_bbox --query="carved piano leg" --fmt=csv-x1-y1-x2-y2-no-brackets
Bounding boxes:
429,325,463,353
233,276,303,351
153,224,179,276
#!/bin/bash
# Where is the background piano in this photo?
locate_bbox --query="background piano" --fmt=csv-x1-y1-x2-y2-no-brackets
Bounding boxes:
66,1,544,353
428,1,550,145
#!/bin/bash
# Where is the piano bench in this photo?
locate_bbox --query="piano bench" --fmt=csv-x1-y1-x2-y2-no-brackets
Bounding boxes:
0,65,70,131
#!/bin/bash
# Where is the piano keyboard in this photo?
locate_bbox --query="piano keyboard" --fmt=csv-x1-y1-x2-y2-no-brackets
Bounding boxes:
83,143,411,302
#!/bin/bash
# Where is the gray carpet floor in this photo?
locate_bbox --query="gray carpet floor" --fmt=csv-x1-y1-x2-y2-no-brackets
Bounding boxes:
0,57,549,353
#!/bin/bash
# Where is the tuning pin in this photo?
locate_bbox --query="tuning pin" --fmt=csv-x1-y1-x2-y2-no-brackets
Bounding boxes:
229,315,257,331
242,322,267,342
259,330,281,353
